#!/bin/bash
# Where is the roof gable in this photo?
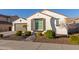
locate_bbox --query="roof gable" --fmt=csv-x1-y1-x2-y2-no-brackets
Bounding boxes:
26,12,52,19
13,18,27,23
26,9,68,20
41,9,68,18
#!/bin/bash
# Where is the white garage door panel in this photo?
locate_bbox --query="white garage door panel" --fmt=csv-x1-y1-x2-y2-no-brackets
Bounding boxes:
15,23,27,31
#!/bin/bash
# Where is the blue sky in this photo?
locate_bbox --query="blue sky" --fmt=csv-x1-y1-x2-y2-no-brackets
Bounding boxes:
0,9,79,18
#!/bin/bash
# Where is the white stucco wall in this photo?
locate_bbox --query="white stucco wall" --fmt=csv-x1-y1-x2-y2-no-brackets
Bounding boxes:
41,10,68,35
26,12,52,32
54,18,68,35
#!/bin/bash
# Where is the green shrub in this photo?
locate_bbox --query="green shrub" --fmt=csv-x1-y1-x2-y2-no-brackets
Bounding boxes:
24,31,31,36
69,35,79,44
44,30,55,39
0,34,3,38
16,31,22,36
35,32,43,38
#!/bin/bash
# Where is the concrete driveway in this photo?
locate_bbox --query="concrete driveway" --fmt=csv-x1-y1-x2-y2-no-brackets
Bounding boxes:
0,31,16,37
0,40,79,50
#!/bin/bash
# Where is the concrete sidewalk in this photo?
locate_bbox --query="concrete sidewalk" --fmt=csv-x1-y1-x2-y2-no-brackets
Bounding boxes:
0,40,79,50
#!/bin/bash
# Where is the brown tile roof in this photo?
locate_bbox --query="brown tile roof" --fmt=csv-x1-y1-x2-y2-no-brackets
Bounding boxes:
26,9,68,19
0,14,10,17
74,18,79,20
39,12,53,17
41,9,68,17
0,21,12,24
0,14,19,19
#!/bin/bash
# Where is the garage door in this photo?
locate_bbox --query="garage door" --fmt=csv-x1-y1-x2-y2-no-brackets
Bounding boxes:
14,23,27,31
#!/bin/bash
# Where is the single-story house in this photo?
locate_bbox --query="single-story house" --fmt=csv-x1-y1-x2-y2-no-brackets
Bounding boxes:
12,10,69,35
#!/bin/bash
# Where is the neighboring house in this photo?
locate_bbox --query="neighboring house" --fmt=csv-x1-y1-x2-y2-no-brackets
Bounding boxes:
65,18,75,24
12,10,68,35
65,18,79,34
74,18,79,23
0,14,19,22
0,14,19,32
72,18,79,33
0,21,12,32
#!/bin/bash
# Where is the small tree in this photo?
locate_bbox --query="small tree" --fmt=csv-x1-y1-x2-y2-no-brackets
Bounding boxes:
16,31,22,36
24,31,31,36
23,24,27,30
35,32,43,38
44,30,55,39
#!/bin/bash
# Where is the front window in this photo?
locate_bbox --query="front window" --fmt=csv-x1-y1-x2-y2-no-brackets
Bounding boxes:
56,18,60,26
35,18,44,31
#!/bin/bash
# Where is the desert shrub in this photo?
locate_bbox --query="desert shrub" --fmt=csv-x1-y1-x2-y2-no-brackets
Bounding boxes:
16,31,22,36
0,34,3,38
24,31,31,36
44,30,55,39
35,32,43,38
69,35,79,44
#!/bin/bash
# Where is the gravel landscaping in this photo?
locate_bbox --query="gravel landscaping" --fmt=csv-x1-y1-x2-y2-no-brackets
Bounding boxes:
33,36,70,44
33,32,79,45
0,31,33,41
0,31,79,45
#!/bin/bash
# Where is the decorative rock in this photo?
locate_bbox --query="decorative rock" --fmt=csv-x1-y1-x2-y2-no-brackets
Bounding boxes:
25,35,36,41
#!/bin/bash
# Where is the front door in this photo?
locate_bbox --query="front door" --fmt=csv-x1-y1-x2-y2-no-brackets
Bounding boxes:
35,19,44,31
